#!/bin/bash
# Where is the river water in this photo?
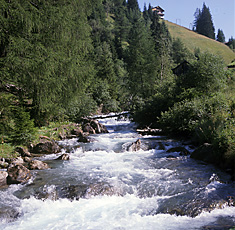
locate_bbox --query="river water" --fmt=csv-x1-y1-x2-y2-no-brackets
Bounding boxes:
0,115,235,230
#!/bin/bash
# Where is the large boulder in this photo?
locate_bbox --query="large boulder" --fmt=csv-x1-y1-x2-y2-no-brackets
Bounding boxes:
0,171,8,187
82,118,108,134
190,143,216,163
7,165,31,184
32,141,61,155
10,157,24,165
28,160,49,170
15,147,31,157
82,123,96,134
90,120,102,133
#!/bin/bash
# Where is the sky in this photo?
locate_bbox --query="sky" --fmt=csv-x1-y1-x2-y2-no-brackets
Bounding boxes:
138,0,235,41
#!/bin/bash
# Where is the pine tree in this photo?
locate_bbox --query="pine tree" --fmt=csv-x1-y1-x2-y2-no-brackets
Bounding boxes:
216,29,225,43
127,0,139,12
127,17,157,99
227,37,235,50
150,12,172,82
147,3,153,21
194,3,215,39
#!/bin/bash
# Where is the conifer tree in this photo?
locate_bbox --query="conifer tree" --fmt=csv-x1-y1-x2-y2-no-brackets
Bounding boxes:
194,3,215,39
216,29,225,43
150,12,172,81
127,17,157,99
127,0,139,12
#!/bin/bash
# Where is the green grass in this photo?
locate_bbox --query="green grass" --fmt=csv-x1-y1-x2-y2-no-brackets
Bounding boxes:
165,20,235,65
0,143,19,159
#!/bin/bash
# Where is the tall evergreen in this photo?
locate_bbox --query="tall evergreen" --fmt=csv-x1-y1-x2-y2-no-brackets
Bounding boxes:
216,29,225,43
127,16,157,99
194,3,215,39
127,0,139,11
150,12,172,81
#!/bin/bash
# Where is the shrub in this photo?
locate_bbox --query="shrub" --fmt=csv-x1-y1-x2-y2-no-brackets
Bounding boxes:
12,107,36,145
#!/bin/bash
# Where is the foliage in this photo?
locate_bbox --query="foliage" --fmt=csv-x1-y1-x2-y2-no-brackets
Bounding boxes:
194,3,215,39
216,29,225,43
172,38,194,65
226,37,235,51
12,107,36,145
158,93,235,161
177,53,226,98
0,143,18,159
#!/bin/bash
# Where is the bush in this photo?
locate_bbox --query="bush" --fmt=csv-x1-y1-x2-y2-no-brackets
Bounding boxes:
159,94,235,150
66,94,97,123
12,107,36,145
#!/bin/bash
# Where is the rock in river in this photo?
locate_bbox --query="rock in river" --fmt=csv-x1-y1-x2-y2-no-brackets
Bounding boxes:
32,141,61,155
7,165,31,185
28,160,50,170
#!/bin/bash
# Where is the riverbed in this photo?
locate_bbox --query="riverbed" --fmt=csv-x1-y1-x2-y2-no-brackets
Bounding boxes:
1,115,235,229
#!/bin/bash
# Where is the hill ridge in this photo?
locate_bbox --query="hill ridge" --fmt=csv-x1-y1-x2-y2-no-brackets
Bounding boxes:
165,20,235,65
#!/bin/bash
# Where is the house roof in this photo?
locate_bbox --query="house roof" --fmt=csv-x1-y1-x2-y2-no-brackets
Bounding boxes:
152,6,164,12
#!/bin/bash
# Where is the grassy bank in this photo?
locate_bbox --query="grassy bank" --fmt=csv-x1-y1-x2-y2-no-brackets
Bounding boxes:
0,121,78,159
165,20,235,65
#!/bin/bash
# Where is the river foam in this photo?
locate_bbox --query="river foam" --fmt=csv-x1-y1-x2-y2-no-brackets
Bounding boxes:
1,115,235,229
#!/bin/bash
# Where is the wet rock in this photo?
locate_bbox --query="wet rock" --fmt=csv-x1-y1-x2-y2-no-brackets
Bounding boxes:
0,171,8,187
15,147,31,157
166,146,190,156
8,157,24,166
0,208,21,223
28,160,49,170
71,127,83,136
24,157,31,163
77,132,90,143
7,164,31,184
85,183,117,197
166,155,177,159
32,141,61,155
57,183,117,200
82,118,108,134
58,184,87,200
127,139,141,152
82,123,96,134
99,123,109,133
190,143,215,163
90,120,102,133
0,160,8,169
56,153,70,161
158,142,165,150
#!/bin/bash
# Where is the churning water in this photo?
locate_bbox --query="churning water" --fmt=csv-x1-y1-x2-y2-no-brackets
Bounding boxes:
0,115,235,229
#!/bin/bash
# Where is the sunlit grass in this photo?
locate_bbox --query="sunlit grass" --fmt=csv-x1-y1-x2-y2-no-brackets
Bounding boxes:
165,20,235,65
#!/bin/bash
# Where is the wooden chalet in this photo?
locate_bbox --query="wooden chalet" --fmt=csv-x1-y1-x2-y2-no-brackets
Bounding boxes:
172,60,190,76
152,6,165,19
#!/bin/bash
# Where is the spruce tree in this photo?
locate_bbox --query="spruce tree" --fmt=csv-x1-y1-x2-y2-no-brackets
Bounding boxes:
216,29,225,43
127,0,139,12
194,3,215,39
127,17,157,99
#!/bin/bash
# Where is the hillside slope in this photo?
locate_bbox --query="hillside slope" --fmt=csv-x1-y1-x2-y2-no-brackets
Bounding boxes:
165,20,235,65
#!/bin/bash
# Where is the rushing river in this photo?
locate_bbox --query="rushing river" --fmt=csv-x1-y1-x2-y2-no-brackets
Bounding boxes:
0,115,235,230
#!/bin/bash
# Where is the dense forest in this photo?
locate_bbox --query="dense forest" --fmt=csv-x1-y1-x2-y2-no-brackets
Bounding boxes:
0,0,235,172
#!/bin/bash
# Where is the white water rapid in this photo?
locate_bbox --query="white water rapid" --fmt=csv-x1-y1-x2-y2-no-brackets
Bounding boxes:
1,115,235,230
